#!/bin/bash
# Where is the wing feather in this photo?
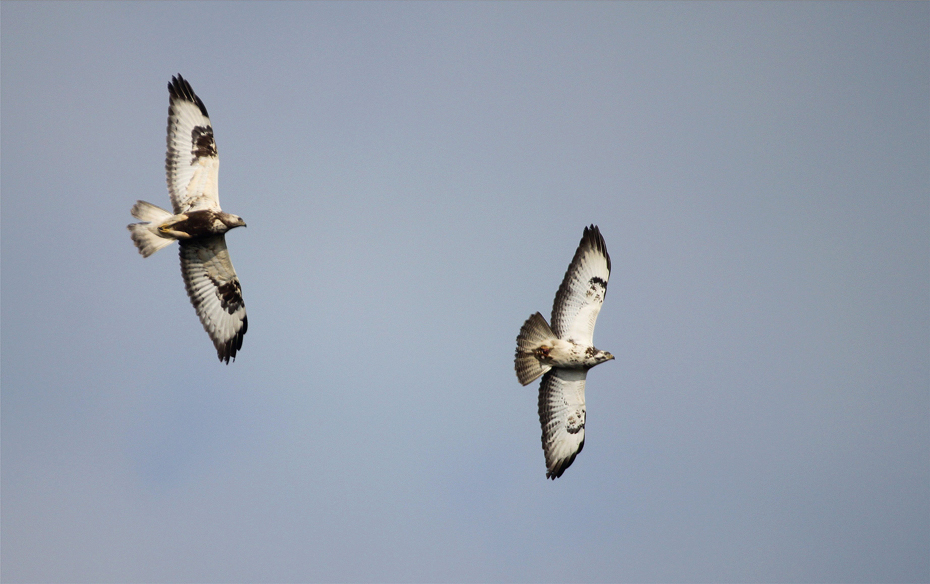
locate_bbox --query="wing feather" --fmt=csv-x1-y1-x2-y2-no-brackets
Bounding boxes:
550,225,611,344
166,75,220,214
179,236,247,363
538,368,587,479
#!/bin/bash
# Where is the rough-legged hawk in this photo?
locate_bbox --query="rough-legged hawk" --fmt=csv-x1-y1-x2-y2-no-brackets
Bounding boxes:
515,225,614,479
128,75,247,363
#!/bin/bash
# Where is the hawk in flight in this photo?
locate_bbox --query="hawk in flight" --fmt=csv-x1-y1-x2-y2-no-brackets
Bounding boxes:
515,225,614,479
128,75,247,363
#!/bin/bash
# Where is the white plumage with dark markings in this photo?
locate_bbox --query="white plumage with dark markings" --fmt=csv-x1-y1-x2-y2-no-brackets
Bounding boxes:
127,75,247,364
515,225,613,479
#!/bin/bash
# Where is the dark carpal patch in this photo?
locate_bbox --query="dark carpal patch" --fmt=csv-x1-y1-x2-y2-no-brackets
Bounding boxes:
191,125,217,160
214,278,245,313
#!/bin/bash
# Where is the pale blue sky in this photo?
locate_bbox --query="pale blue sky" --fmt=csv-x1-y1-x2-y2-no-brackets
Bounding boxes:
2,2,928,582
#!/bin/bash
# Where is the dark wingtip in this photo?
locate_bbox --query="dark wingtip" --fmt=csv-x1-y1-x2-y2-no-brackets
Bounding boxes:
582,224,610,273
545,438,584,480
168,74,210,118
217,314,247,365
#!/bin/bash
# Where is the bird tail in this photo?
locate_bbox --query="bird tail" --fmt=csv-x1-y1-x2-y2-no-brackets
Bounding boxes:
127,200,175,257
515,312,556,385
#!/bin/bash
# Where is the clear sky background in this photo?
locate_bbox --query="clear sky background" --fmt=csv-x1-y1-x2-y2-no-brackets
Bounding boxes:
2,2,928,583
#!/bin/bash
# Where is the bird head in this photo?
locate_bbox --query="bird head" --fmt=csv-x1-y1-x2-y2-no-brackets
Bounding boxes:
222,214,247,229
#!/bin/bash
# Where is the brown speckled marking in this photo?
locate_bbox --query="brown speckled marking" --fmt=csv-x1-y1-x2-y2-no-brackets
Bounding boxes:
566,408,585,434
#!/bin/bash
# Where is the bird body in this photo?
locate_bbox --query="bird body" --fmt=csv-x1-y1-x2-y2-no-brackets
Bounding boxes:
127,75,247,363
130,202,245,253
516,311,613,382
515,225,613,479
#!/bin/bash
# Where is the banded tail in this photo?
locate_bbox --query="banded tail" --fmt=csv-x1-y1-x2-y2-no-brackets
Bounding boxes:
515,312,557,385
128,200,175,257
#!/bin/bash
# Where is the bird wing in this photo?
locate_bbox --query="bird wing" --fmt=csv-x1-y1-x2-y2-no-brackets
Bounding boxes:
166,75,220,214
179,235,247,363
550,225,611,345
538,368,587,479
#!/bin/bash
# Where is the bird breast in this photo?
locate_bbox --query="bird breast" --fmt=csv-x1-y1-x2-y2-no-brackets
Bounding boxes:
160,210,229,239
539,339,605,369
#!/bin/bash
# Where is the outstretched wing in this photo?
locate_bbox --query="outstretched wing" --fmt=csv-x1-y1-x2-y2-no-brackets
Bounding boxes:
166,75,220,214
550,225,611,345
538,368,587,479
179,236,247,363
